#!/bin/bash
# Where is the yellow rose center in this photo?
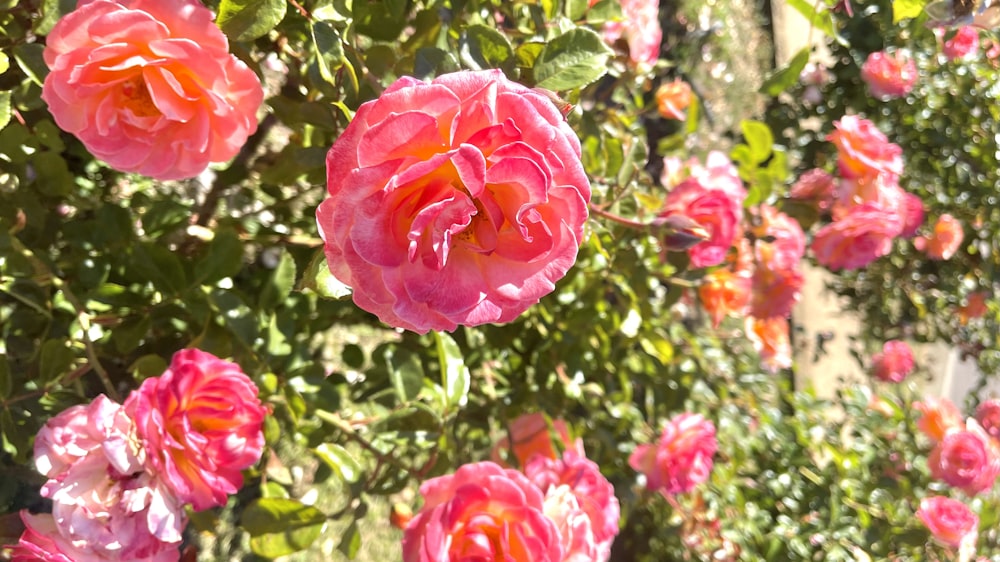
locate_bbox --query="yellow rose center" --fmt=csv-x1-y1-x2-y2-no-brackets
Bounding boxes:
120,76,159,117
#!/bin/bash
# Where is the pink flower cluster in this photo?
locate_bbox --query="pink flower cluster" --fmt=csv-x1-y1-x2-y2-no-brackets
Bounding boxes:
659,152,748,269
629,413,717,496
403,414,620,561
871,339,915,383
8,349,267,561
915,397,1000,496
41,0,263,180
811,116,925,271
594,0,662,67
860,50,917,100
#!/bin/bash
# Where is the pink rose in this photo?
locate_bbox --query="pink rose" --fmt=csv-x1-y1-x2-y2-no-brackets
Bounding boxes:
542,486,599,562
659,181,744,268
900,192,925,238
600,0,662,67
975,399,1000,441
827,116,904,180
317,70,591,333
491,412,582,468
917,496,978,549
698,268,752,327
914,214,964,260
524,451,621,560
915,397,964,443
928,422,1000,495
790,168,836,210
41,0,262,180
33,396,185,560
750,267,804,320
811,203,903,271
860,50,918,99
124,348,267,511
944,27,980,61
746,316,793,372
11,512,181,562
871,340,915,383
629,413,717,496
402,461,564,562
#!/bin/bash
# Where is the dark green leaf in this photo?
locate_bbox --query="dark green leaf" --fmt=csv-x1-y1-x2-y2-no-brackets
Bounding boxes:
533,28,612,91
130,242,187,294
217,0,287,42
353,0,410,41
300,251,352,300
434,332,469,412
0,355,11,399
38,339,74,384
461,25,514,71
12,44,47,86
241,498,326,558
129,354,168,381
384,347,424,402
310,20,345,86
260,250,296,311
33,0,76,35
313,443,362,483
337,522,362,559
759,48,810,96
194,229,243,286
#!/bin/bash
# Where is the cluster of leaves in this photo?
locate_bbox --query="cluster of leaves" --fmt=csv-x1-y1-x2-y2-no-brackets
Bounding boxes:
763,0,1000,382
2,0,999,561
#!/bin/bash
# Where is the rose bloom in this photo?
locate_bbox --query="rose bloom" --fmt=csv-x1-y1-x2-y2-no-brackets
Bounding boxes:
915,397,964,442
698,268,751,327
12,512,179,562
975,399,1000,441
871,340,915,383
790,168,836,211
752,205,806,272
402,461,564,562
746,316,793,372
655,80,692,120
944,26,981,61
927,421,1000,495
811,203,903,271
827,116,904,180
524,450,621,560
41,0,262,180
598,0,661,67
317,70,590,333
33,395,185,560
750,267,804,320
915,214,964,260
917,496,978,549
541,485,599,562
959,292,989,325
124,348,267,511
860,50,917,99
629,413,717,496
490,412,582,468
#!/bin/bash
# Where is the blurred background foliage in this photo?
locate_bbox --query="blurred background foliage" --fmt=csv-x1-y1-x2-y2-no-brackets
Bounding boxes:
1,0,999,560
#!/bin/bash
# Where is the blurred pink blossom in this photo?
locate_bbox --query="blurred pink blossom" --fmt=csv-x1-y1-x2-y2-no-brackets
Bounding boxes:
944,27,981,61
811,203,902,271
698,268,752,327
975,399,1000,441
790,168,836,210
491,412,582,468
861,51,917,99
915,397,964,443
629,413,717,496
747,316,793,372
828,116,903,180
600,0,661,67
917,496,978,549
871,340,915,383
928,421,1000,495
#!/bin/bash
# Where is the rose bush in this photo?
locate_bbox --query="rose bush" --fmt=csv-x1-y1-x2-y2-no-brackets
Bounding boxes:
41,0,262,180
317,70,591,333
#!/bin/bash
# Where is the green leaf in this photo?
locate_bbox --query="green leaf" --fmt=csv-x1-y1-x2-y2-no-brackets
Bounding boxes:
112,315,151,353
260,250,297,310
217,0,287,42
1,408,31,461
515,42,545,69
533,28,612,91
586,0,623,25
353,0,410,41
759,47,810,96
13,44,47,86
300,252,352,300
33,0,76,35
0,91,11,132
130,242,187,294
461,25,515,71
434,332,469,411
129,354,168,381
0,355,11,399
337,522,362,559
384,347,424,402
741,120,773,164
38,339,74,384
194,229,243,286
310,20,345,86
241,498,326,559
893,0,926,22
313,443,362,483
784,0,842,44
0,52,8,76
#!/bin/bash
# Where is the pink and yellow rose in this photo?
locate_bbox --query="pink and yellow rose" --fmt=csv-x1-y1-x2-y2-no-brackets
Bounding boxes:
827,116,903,180
698,268,752,327
915,214,964,260
860,50,918,99
747,316,793,372
917,496,978,550
402,461,565,562
41,0,262,180
811,203,902,271
124,348,267,511
655,80,692,120
927,421,1000,496
317,70,591,333
629,413,717,496
915,397,964,443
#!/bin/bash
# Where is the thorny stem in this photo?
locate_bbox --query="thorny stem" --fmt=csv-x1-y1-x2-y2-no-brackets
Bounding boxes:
51,277,119,401
318,410,436,483
588,203,651,229
288,0,310,19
